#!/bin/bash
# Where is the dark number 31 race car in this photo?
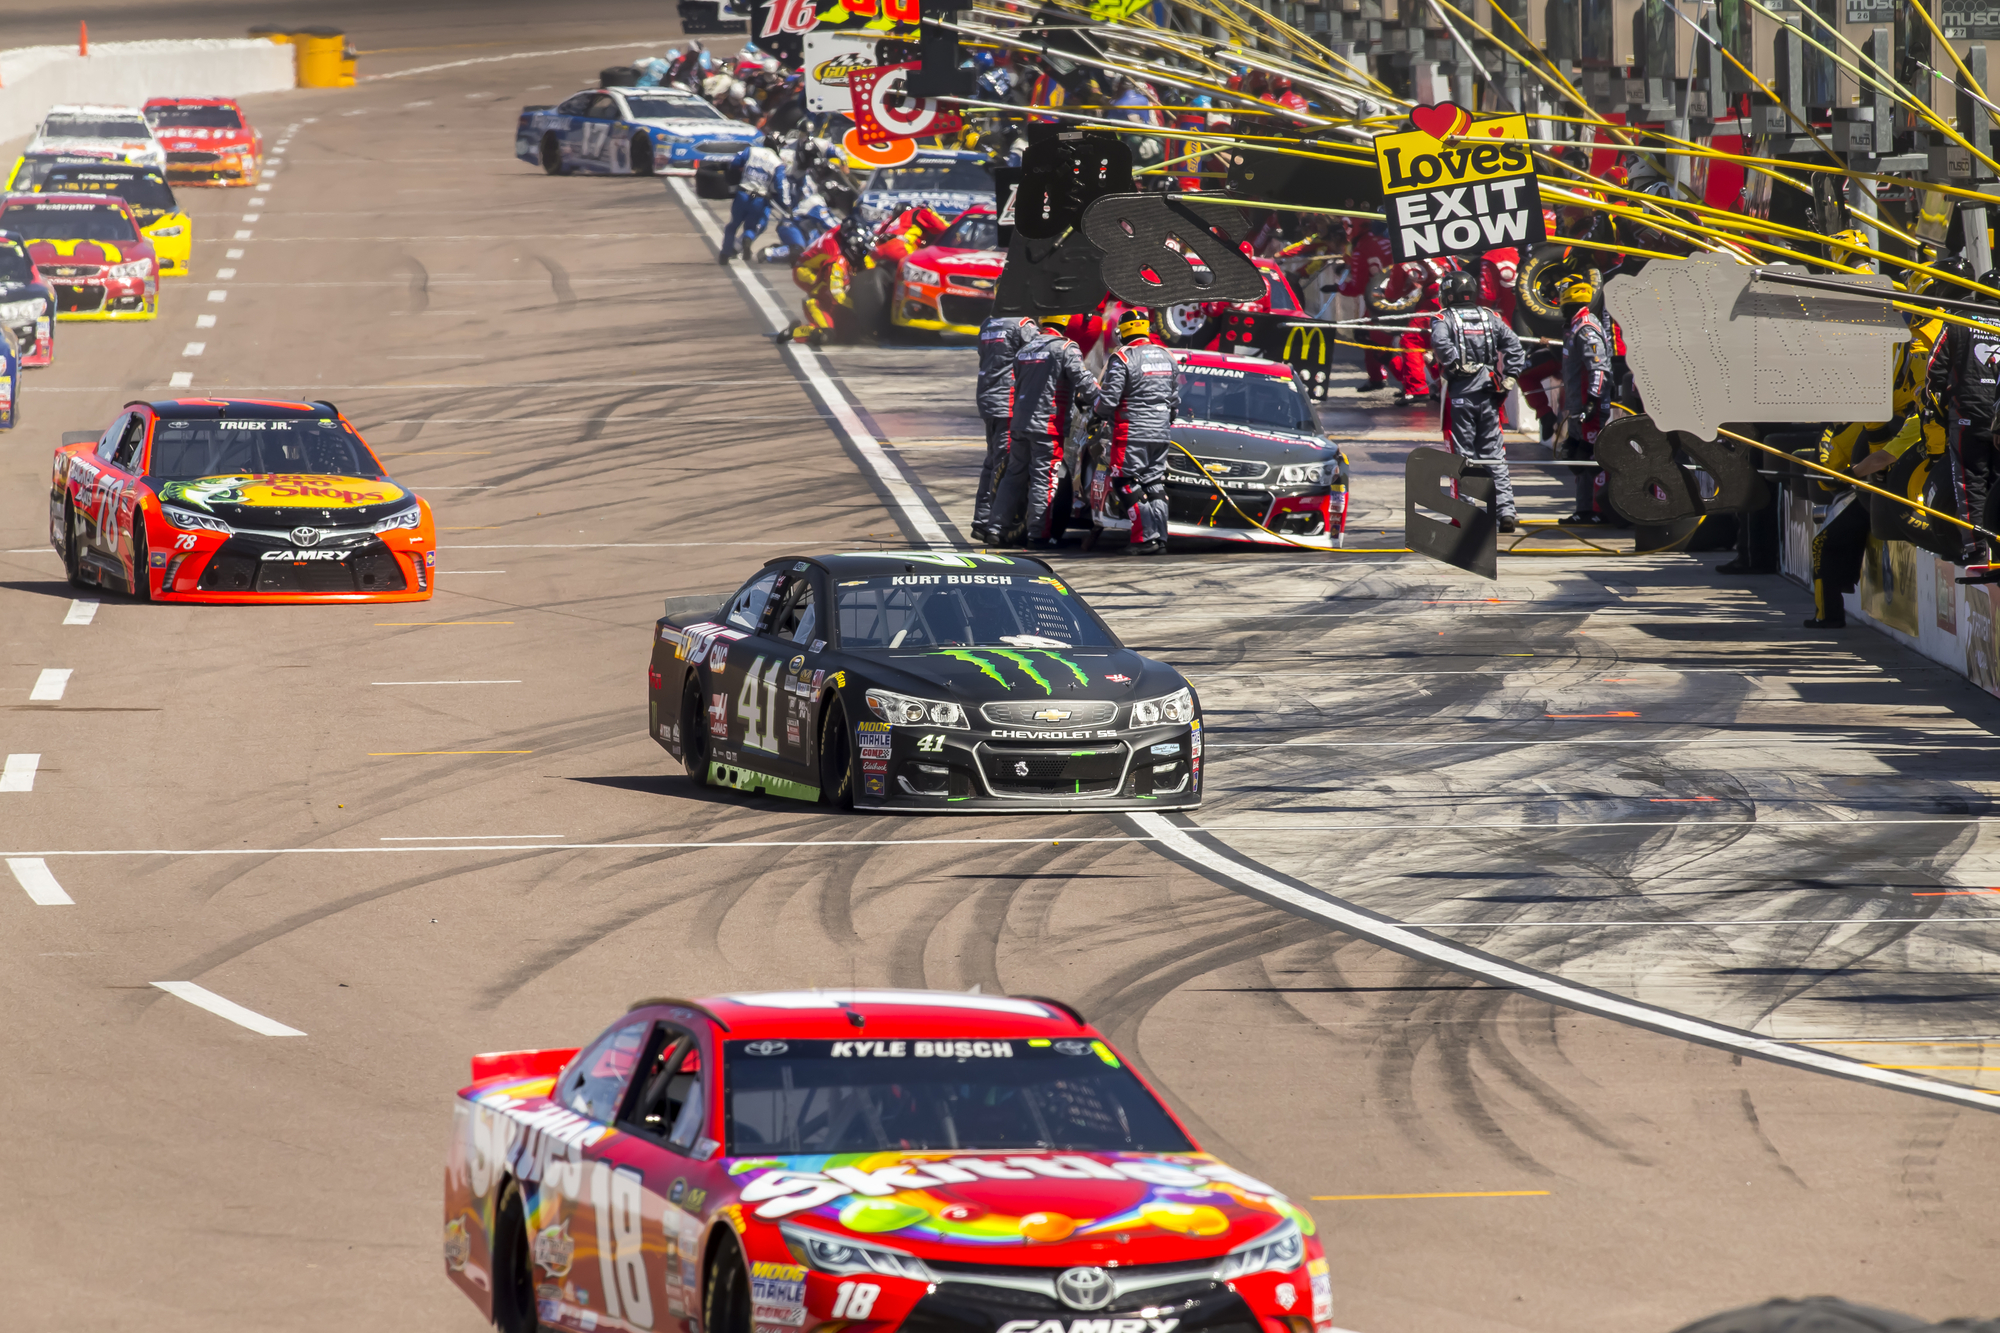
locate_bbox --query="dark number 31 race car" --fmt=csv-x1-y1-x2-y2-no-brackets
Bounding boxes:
443,989,1334,1333
645,552,1202,812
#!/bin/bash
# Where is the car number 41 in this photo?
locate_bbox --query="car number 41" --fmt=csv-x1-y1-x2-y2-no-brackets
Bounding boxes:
738,656,782,753
832,1283,881,1318
916,734,944,752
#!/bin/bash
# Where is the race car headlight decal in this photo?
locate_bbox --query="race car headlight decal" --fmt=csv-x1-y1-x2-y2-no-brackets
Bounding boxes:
779,1222,934,1280
1217,1218,1304,1282
0,297,44,322
371,506,423,534
1276,463,1314,485
107,260,150,281
903,264,941,288
161,505,232,534
865,688,967,728
1129,687,1195,727
150,225,184,236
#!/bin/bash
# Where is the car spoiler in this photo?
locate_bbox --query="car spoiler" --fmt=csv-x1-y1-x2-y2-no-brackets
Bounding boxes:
469,1047,579,1082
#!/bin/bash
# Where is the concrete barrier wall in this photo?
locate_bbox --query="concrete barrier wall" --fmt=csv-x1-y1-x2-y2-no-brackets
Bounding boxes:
0,40,296,143
1779,489,2000,696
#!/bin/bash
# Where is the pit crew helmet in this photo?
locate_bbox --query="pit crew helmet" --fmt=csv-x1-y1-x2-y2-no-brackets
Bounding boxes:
1561,275,1597,307
1116,309,1152,339
1440,269,1480,306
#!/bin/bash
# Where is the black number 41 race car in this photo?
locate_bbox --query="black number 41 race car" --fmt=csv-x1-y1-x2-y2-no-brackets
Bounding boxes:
646,551,1202,812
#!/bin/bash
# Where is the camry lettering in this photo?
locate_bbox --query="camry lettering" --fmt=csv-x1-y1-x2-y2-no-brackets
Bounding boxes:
997,1321,1179,1333
260,549,348,561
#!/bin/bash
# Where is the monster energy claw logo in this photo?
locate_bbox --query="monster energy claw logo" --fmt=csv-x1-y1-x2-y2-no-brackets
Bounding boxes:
842,551,1019,568
933,649,1089,694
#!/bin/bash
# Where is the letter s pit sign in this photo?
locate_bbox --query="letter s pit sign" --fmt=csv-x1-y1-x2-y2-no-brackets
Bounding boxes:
1373,102,1544,262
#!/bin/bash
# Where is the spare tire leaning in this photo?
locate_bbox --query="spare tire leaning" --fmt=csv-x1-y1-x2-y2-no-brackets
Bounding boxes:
1516,245,1599,337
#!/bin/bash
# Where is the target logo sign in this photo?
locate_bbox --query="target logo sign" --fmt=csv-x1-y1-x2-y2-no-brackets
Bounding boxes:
848,62,962,147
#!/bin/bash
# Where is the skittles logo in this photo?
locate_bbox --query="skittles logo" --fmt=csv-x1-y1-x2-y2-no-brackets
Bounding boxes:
162,474,406,510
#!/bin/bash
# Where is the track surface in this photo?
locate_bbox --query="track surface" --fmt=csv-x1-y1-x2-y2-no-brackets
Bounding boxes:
4,4,2000,1331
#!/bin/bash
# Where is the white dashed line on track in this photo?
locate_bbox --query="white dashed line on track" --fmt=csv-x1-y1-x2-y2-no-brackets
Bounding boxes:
150,982,305,1037
2,754,40,792
63,599,97,625
169,372,193,388
380,833,561,840
196,314,216,329
29,669,71,701
206,290,227,303
370,679,521,685
182,342,205,356
7,858,71,905
216,269,235,279
234,229,252,239
225,248,244,259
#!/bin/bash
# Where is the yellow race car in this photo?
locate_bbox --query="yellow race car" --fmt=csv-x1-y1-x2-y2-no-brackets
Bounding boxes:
24,159,190,276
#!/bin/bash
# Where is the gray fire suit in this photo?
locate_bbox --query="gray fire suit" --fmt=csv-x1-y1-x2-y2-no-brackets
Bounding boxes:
975,315,1037,529
992,330,1099,542
1562,307,1614,514
1430,304,1525,520
1094,338,1181,544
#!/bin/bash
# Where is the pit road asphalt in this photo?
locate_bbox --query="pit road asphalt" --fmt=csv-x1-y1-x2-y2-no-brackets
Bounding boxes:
2,2,2000,1330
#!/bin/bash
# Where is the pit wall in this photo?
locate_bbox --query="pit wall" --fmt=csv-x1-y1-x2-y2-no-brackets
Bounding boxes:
0,40,296,142
1779,484,2000,695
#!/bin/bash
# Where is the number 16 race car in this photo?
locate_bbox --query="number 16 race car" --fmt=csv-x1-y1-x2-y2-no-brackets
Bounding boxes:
646,552,1202,811
48,397,436,602
444,989,1333,1333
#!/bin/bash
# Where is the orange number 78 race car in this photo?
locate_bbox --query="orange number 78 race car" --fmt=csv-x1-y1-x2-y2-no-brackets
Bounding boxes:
48,397,436,602
444,989,1332,1333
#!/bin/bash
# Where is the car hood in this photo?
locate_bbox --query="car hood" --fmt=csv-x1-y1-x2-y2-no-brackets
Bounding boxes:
728,1149,1302,1263
154,473,412,525
910,244,1005,275
28,136,156,156
861,646,1178,704
637,118,757,136
860,189,985,222
1169,420,1336,465
27,238,151,266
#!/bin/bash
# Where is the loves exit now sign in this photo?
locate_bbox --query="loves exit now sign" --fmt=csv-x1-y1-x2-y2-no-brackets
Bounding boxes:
1373,103,1545,261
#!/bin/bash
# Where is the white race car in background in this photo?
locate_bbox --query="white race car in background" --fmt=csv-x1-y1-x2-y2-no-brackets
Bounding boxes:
26,104,167,171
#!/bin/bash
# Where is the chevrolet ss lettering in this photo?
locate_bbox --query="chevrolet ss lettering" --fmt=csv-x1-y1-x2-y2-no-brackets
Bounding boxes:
444,990,1326,1333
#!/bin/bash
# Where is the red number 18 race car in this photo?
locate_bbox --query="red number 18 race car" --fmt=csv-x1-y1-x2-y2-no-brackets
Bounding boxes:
48,397,436,602
444,990,1332,1333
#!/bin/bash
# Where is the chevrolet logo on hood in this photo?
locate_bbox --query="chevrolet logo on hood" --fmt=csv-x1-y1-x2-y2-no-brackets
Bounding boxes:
1033,708,1072,722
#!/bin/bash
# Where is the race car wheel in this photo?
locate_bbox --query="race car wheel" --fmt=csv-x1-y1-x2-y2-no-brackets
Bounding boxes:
680,678,711,785
1161,301,1216,348
130,521,152,602
703,1231,753,1333
630,134,655,177
1367,268,1425,316
62,501,87,589
1516,246,1599,337
818,698,856,809
539,132,565,176
491,1177,539,1333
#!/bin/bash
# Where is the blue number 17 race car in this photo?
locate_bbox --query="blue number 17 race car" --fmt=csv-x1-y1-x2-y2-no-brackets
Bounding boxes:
515,87,760,178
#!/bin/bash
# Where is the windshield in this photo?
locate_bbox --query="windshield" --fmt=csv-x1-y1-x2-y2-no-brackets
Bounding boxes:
147,418,384,480
0,246,33,284
42,115,150,140
940,211,998,249
625,94,724,120
1260,269,1299,313
0,201,137,242
834,573,1117,649
144,105,242,129
724,1038,1193,1154
41,169,175,212
868,160,991,194
1178,366,1316,432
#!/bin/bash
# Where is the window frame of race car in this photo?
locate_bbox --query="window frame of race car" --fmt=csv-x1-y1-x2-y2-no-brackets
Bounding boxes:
518,86,755,181
32,163,190,277
443,990,1332,1333
646,552,1204,812
47,398,438,604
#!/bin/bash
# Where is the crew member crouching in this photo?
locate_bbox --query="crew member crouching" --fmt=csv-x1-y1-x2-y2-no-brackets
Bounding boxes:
1093,309,1181,555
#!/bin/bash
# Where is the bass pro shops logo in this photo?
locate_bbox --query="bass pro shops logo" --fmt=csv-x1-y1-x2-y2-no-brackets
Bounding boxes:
1373,103,1545,262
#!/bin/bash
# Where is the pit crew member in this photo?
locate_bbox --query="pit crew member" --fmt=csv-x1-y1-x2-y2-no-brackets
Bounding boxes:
1431,269,1525,534
1094,308,1181,554
993,314,1099,547
1560,276,1613,523
719,131,782,265
973,312,1037,544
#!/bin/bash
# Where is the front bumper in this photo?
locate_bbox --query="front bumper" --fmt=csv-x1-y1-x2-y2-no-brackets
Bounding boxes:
892,283,996,335
165,151,257,185
1164,482,1348,546
154,529,434,603
10,313,52,365
851,720,1204,812
50,274,155,321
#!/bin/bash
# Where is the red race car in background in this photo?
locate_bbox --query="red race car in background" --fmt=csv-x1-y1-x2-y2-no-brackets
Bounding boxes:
143,96,263,186
444,989,1332,1333
48,398,436,602
1158,259,1304,351
890,204,1003,337
0,192,156,320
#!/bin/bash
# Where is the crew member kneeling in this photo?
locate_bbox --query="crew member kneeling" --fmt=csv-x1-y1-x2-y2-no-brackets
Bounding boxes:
1430,268,1525,533
1094,309,1180,556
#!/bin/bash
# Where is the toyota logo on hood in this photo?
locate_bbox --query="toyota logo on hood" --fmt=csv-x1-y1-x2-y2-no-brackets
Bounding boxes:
1055,1268,1113,1311
291,526,322,547
744,1040,789,1056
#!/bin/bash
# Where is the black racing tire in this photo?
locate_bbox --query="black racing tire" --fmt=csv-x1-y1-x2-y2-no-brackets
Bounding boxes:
694,167,731,199
1516,246,1599,337
681,677,712,786
703,1231,753,1333
130,517,152,601
540,133,565,176
62,500,87,588
850,267,892,339
818,697,856,809
630,133,655,177
491,1178,539,1333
